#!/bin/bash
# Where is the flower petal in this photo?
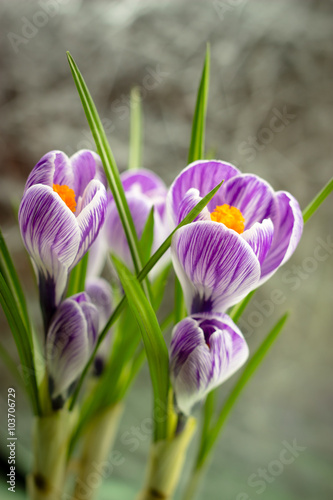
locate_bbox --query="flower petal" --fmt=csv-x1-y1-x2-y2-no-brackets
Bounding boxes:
176,188,210,225
24,151,66,192
105,192,153,270
168,160,240,225
46,297,89,398
121,169,168,218
242,218,274,267
170,312,249,415
219,174,276,229
73,180,107,267
260,191,303,281
85,278,113,332
71,150,107,197
19,184,80,304
171,221,261,313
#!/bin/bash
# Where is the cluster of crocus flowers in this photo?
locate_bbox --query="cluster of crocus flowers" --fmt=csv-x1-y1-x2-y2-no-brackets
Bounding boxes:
168,160,303,415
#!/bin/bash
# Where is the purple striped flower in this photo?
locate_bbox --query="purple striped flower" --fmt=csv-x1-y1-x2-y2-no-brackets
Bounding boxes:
85,278,113,375
169,160,303,313
18,150,107,328
45,292,99,407
104,169,170,273
170,312,249,415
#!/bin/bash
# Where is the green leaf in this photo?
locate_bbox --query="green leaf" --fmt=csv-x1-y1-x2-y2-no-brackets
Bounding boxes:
152,263,172,311
198,312,290,467
128,87,143,170
112,255,169,441
0,272,41,415
229,290,256,323
66,52,147,291
188,44,210,163
69,179,223,411
66,251,89,297
0,229,31,335
302,177,333,224
139,206,155,265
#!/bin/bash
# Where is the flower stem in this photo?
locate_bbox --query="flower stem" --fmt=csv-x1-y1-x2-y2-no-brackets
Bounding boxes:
137,418,196,500
27,409,76,500
72,402,123,500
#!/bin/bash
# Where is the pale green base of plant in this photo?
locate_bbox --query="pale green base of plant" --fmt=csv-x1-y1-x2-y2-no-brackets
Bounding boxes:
72,402,123,500
137,418,196,500
27,409,77,500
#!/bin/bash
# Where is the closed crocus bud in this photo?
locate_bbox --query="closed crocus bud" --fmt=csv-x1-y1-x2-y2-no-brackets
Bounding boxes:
169,313,249,416
45,292,99,408
85,278,113,375
19,150,107,331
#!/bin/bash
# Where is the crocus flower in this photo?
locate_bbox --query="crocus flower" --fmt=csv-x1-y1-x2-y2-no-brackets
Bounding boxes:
169,160,303,313
45,292,99,407
18,150,107,329
104,169,170,273
85,277,113,375
169,312,249,415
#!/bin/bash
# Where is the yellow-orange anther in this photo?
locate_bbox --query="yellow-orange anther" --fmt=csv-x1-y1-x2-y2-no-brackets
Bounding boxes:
210,204,245,234
53,184,77,213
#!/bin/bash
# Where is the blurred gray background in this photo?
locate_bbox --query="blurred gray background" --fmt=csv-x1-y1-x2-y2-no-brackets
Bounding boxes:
0,0,332,499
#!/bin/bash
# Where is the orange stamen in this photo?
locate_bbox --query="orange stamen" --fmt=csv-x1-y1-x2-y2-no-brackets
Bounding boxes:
210,204,245,234
53,184,77,213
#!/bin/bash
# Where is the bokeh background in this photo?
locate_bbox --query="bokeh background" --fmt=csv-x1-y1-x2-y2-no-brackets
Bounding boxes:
0,0,332,499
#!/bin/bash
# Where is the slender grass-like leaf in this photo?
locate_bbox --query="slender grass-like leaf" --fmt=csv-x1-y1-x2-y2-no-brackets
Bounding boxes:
0,230,31,335
66,251,89,297
128,87,143,170
0,272,40,415
66,53,147,291
197,312,289,467
69,180,223,410
152,263,172,311
229,290,256,323
302,177,333,224
112,256,170,441
139,206,154,265
188,44,210,163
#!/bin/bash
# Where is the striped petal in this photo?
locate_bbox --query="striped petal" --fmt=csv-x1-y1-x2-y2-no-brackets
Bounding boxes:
24,151,67,192
176,188,210,225
168,160,240,225
170,312,249,415
260,191,303,282
74,180,107,267
219,174,276,229
242,218,274,267
71,150,107,197
86,277,113,375
18,185,80,321
171,221,261,314
46,292,99,403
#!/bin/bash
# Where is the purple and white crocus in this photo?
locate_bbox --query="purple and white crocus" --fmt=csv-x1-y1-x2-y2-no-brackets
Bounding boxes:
170,313,249,415
45,292,99,408
104,169,170,273
168,160,303,314
19,150,107,329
